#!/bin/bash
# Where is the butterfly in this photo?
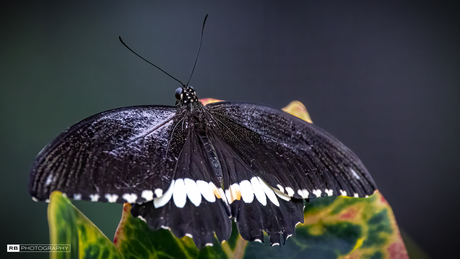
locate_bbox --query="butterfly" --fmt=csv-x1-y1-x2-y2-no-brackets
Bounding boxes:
28,16,377,248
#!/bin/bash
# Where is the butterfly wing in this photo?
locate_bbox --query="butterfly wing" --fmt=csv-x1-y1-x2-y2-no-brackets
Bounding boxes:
29,100,377,248
29,105,183,204
29,104,233,247
207,102,377,199
205,102,377,244
130,124,232,247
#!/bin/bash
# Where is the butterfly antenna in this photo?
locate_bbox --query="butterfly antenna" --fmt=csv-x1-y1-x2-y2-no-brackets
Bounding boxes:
186,14,208,87
119,36,185,87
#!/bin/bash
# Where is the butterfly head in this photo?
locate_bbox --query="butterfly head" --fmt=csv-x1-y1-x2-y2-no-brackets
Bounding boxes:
175,86,198,106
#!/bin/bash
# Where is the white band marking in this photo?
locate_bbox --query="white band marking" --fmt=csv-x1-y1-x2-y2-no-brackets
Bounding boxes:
154,180,175,208
239,180,254,203
277,184,284,194
285,187,295,197
184,178,202,207
173,178,187,208
258,177,279,206
251,177,267,206
197,180,216,202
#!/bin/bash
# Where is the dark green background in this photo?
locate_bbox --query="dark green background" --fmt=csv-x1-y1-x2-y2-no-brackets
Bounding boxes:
1,1,459,258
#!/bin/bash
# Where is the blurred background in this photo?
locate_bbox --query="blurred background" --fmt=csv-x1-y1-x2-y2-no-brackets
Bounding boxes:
1,1,459,258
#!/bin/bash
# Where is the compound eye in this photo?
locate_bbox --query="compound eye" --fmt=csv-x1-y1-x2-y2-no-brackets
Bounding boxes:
175,87,183,100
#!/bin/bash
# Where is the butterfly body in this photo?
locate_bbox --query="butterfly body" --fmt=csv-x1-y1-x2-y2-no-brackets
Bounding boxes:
29,85,377,247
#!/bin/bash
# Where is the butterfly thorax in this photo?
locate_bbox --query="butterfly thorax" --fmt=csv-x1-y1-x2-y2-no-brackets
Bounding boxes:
175,85,208,132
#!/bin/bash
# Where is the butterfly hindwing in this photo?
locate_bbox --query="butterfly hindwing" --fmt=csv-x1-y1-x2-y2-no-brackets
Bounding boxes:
29,105,182,204
131,115,233,247
131,194,231,248
203,127,305,244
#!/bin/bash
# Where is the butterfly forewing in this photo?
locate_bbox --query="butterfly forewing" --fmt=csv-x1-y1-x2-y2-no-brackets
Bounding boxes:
206,102,377,199
29,105,183,204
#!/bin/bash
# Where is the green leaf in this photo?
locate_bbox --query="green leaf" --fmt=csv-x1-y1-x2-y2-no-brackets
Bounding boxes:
114,191,408,259
47,176,408,259
48,191,123,259
114,203,231,259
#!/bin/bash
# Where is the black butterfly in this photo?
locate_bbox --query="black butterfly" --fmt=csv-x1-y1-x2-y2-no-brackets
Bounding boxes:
28,17,377,248
29,87,376,247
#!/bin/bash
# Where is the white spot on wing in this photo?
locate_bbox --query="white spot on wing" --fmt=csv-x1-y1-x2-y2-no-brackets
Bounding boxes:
297,189,304,197
271,243,280,246
340,190,347,196
197,180,216,202
141,190,154,201
239,180,254,203
351,168,361,179
185,233,193,238
105,194,118,203
123,193,138,203
31,197,39,202
285,187,295,197
277,184,284,194
325,189,333,196
259,177,279,206
354,193,359,198
45,175,53,187
73,193,82,200
89,194,100,202
302,189,309,198
254,239,262,243
251,177,266,206
184,178,202,207
154,188,163,198
154,180,175,208
313,189,321,197
273,188,291,201
137,215,146,223
205,243,213,247
173,178,187,208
